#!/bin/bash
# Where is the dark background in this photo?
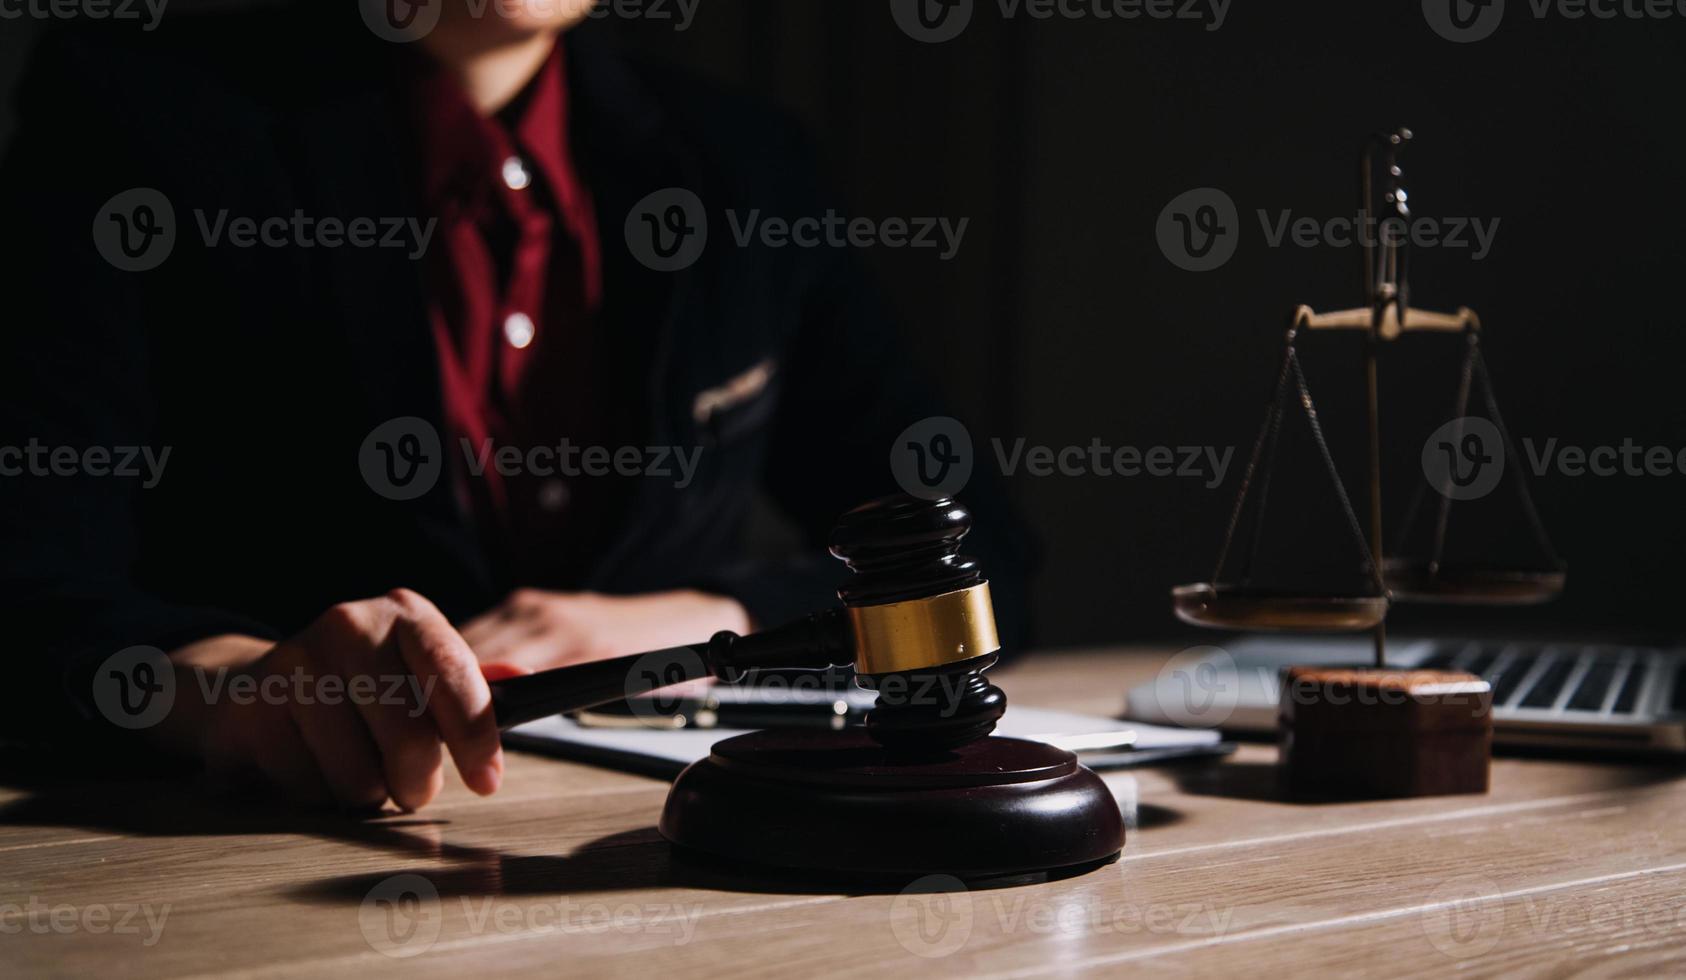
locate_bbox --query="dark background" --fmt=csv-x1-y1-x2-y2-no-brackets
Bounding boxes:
5,1,1683,648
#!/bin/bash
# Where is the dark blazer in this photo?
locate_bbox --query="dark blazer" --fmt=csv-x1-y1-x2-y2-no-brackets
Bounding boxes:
0,10,1033,737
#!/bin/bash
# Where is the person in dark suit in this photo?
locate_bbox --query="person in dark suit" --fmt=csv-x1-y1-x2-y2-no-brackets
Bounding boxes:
0,3,1030,810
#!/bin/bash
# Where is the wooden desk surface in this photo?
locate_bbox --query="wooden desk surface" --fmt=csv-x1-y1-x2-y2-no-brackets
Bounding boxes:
3,648,1685,978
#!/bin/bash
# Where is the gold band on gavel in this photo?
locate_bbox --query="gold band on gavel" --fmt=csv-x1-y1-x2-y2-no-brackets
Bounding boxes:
846,583,1001,675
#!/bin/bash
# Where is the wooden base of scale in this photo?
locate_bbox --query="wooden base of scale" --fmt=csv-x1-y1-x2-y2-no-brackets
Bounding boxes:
1279,666,1493,800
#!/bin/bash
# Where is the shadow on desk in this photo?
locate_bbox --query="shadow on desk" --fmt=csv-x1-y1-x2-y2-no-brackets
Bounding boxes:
0,771,831,898
0,747,1176,899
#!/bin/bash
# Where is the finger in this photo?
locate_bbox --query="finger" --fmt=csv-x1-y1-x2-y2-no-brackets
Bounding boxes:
293,604,411,808
462,619,533,664
458,612,505,652
462,601,547,662
248,712,337,810
286,683,389,811
478,636,581,675
387,590,504,796
348,644,446,812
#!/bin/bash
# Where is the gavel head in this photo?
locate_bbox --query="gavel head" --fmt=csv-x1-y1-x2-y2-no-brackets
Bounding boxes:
828,494,1007,752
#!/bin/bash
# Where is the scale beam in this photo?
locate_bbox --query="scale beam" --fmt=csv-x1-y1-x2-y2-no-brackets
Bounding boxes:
1293,303,1480,342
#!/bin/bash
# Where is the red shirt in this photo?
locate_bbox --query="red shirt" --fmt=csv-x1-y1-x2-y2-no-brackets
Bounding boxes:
408,45,615,581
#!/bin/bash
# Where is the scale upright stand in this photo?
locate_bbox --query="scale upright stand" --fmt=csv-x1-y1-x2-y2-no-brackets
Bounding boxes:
1171,129,1566,798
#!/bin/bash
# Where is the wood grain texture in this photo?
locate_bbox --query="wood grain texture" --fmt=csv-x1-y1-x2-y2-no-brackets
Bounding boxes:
2,648,1683,978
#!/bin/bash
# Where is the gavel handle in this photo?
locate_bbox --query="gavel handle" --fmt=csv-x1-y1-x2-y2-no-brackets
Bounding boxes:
487,609,852,730
488,643,713,730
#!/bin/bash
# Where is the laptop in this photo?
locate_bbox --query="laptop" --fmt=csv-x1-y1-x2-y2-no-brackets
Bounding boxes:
1126,635,1686,753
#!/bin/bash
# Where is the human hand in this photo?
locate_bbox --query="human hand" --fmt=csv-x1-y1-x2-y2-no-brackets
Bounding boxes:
163,589,503,811
461,589,751,675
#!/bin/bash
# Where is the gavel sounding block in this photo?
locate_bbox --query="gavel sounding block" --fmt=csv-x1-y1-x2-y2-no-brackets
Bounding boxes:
1280,667,1492,800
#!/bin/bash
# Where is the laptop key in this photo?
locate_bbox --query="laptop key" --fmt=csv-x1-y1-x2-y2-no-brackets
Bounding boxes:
1520,656,1575,709
1612,661,1647,714
1567,660,1617,712
1489,659,1530,707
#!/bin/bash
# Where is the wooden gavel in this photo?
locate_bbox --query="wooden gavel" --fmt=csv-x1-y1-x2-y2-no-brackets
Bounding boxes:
487,494,1007,751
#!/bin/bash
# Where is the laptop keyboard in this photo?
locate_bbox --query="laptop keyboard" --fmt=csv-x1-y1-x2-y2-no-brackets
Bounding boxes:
1419,642,1675,716
1613,664,1646,713
1520,657,1578,709
1566,659,1619,712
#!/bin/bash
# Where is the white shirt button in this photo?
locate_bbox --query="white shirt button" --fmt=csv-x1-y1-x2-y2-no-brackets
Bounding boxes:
501,155,532,191
503,312,535,350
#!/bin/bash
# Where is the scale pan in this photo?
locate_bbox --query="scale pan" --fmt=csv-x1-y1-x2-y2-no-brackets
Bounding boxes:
1171,583,1389,632
1382,561,1565,605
